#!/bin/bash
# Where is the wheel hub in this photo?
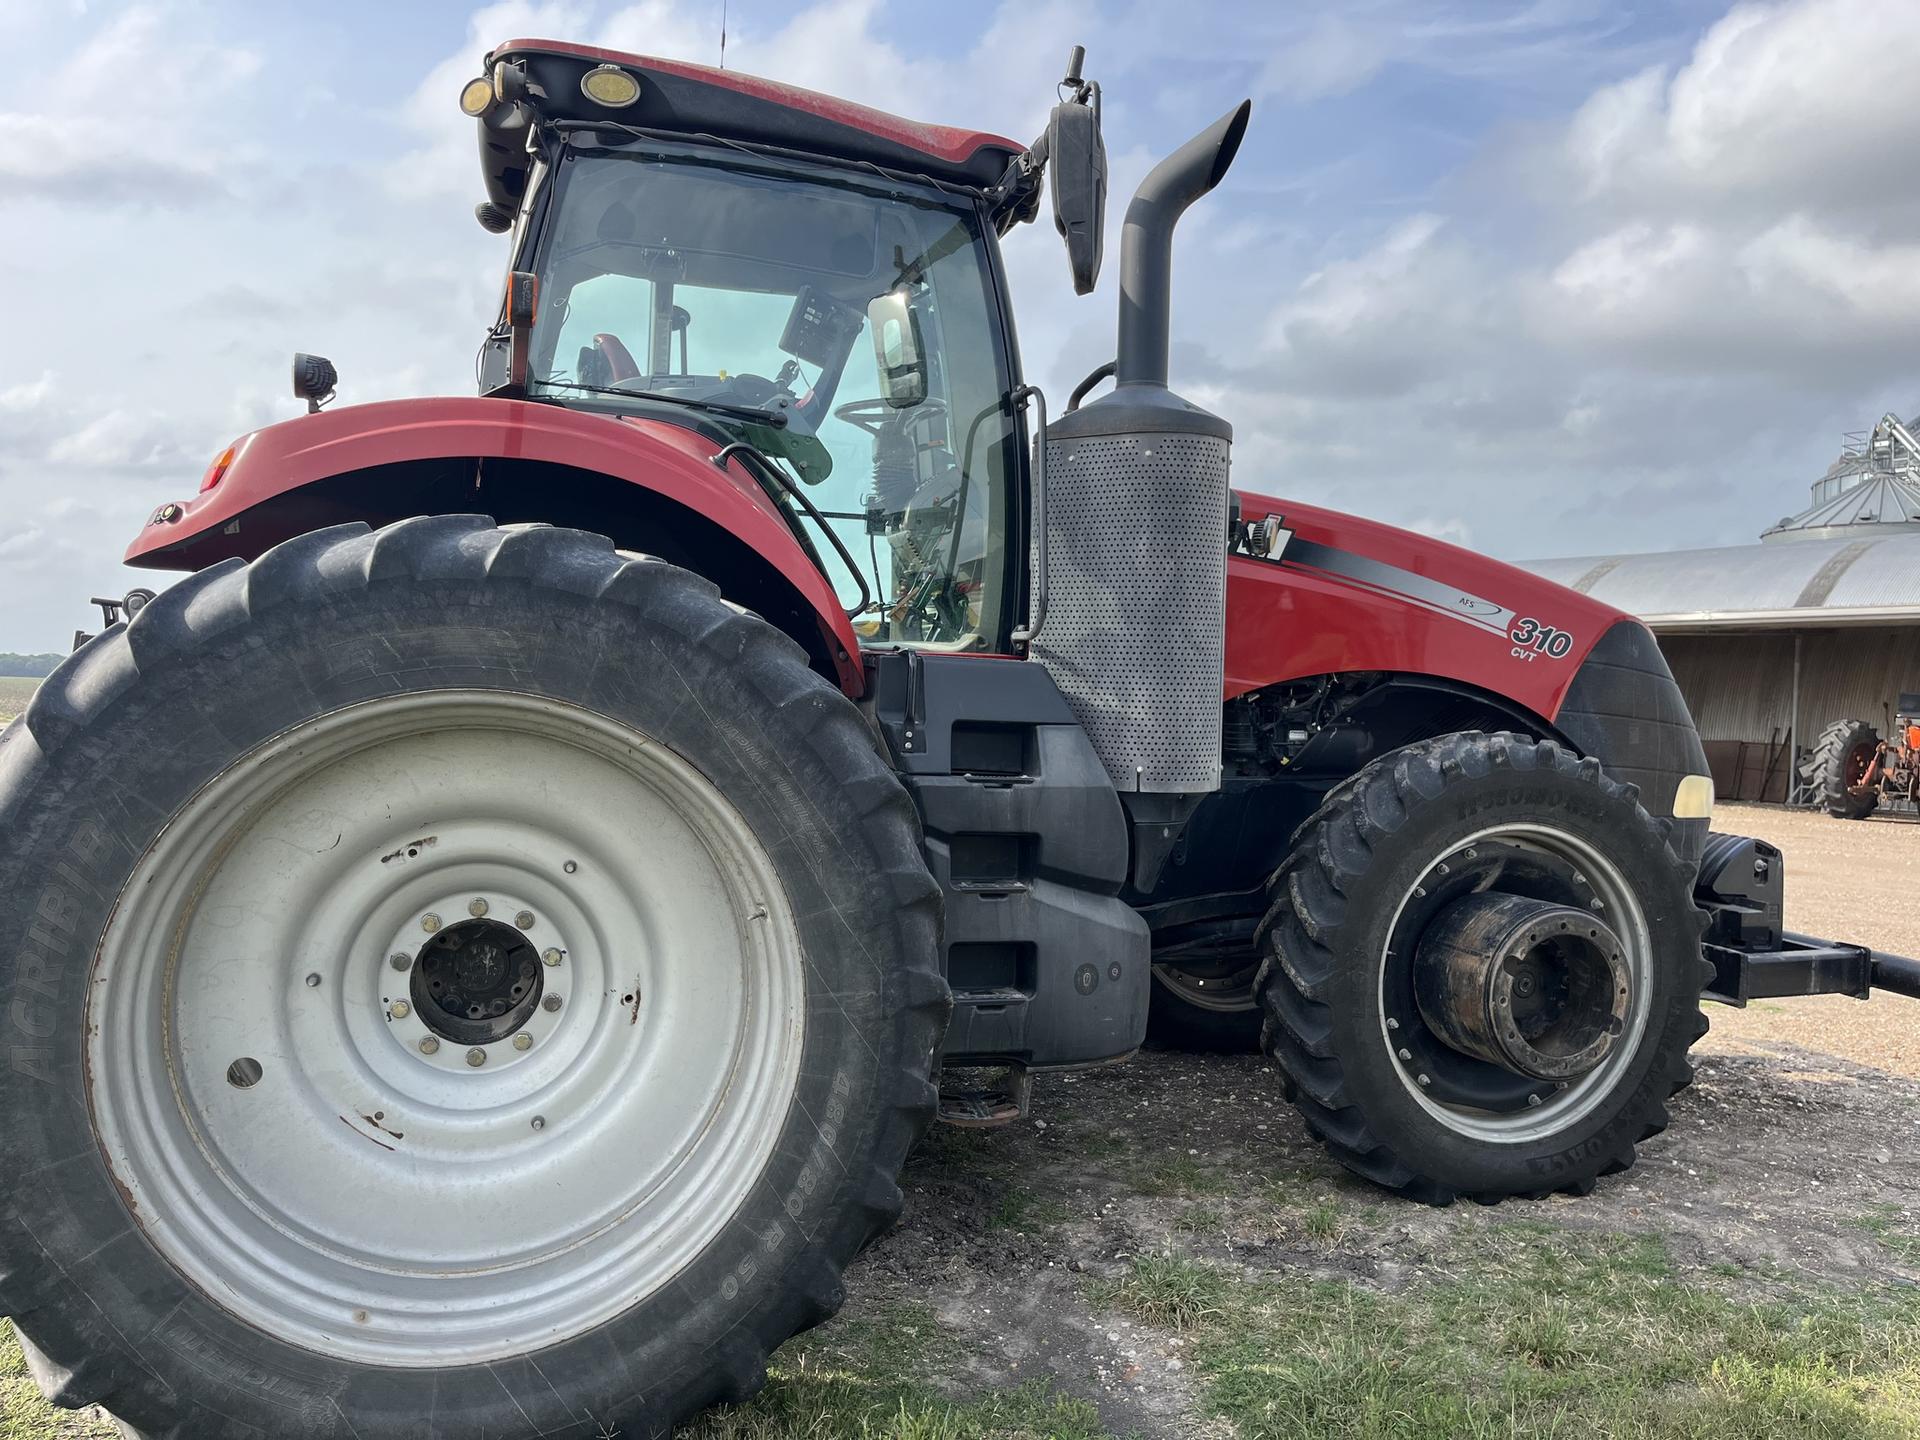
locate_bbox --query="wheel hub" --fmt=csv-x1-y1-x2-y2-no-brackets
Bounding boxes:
412,917,544,1045
1413,891,1630,1081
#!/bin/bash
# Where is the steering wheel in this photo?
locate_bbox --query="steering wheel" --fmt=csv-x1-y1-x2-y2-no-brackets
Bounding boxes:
833,396,946,436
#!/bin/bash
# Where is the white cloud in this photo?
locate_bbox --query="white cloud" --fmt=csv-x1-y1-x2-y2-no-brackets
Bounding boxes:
0,6,261,205
47,411,199,470
1561,0,1920,217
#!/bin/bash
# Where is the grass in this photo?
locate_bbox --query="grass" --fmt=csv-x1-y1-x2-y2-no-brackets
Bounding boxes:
1857,1204,1920,1266
3,1305,1110,1440
11,1215,1920,1440
988,1185,1073,1234
0,678,37,726
1091,1228,1920,1439
1136,1154,1235,1198
684,1304,1109,1440
3,1322,115,1439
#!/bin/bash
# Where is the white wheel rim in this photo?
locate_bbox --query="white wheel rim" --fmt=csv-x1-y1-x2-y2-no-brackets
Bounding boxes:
1378,821,1655,1144
87,691,807,1366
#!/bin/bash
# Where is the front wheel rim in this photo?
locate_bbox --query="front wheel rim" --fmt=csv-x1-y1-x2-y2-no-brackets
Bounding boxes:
87,691,807,1367
1377,821,1656,1143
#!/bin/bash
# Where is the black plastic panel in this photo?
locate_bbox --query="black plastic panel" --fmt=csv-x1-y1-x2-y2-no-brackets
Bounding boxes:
1555,620,1711,865
870,651,1149,1067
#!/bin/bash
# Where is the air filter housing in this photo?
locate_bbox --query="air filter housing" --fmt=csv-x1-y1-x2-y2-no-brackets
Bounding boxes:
1032,394,1231,794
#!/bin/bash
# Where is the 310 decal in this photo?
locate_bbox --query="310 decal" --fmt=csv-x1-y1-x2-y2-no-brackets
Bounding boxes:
1508,616,1574,662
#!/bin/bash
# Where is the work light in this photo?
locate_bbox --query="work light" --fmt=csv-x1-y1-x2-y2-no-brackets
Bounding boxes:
459,76,494,116
581,64,641,108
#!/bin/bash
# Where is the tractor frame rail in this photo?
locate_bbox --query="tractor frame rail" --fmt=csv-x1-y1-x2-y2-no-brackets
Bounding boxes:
1696,830,1920,1006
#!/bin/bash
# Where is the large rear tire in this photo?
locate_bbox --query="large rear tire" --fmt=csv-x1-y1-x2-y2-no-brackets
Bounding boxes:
0,517,946,1439
1804,717,1881,819
1257,733,1709,1205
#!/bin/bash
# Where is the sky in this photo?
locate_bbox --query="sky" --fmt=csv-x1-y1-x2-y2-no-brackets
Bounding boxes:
3,0,1919,653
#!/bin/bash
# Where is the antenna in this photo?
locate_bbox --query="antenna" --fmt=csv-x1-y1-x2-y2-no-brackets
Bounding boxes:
720,0,728,68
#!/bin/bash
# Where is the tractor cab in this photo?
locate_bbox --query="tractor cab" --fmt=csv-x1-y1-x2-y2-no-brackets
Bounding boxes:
463,40,1059,651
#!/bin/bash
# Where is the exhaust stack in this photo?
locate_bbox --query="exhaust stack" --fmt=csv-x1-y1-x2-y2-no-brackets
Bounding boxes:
1032,101,1252,803
1117,101,1252,392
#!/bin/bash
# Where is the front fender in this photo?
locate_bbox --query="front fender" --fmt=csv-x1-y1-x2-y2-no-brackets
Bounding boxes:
127,397,864,693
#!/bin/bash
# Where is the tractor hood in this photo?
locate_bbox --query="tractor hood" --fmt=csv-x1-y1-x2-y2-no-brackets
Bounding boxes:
1224,488,1633,721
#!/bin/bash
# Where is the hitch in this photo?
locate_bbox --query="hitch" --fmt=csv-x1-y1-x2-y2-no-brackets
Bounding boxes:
1696,832,1920,1005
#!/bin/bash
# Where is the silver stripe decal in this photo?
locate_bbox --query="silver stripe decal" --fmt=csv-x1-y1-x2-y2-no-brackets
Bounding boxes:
1280,538,1516,638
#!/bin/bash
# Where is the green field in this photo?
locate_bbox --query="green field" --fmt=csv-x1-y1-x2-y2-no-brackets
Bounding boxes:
0,678,37,726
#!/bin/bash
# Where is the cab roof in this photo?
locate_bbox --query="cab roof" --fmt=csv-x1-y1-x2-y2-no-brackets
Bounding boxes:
481,38,1027,203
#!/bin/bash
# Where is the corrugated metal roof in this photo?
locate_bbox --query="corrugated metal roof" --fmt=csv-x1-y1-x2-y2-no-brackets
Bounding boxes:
1523,531,1920,630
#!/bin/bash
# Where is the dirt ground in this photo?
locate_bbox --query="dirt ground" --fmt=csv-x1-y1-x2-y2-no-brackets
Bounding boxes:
1707,802,1920,1077
796,797,1920,1438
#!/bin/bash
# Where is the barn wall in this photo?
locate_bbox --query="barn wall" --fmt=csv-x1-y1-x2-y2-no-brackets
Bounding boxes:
1656,626,1920,799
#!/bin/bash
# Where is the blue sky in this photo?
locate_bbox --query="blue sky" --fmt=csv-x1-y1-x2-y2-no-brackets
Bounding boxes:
3,0,1918,651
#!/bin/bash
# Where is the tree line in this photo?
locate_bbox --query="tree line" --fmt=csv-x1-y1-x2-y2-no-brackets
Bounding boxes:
0,654,63,678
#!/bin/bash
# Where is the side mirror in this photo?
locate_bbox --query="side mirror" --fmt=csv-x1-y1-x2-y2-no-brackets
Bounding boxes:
1047,50,1106,294
867,289,928,408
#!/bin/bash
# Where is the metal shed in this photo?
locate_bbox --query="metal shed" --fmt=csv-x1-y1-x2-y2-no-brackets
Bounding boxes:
1523,410,1920,801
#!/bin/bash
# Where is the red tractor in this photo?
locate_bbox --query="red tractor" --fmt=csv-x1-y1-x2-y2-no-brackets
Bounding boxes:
4,41,1916,1440
1804,703,1920,819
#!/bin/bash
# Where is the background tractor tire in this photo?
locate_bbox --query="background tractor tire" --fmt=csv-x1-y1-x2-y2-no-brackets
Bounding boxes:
1147,961,1263,1052
1804,717,1881,820
0,516,947,1440
1257,732,1709,1206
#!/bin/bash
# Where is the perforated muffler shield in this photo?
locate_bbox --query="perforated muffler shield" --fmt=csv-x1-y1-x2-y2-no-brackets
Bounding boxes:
1032,405,1231,794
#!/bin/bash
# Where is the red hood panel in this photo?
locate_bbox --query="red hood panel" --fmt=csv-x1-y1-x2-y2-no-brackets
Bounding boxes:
1225,491,1632,724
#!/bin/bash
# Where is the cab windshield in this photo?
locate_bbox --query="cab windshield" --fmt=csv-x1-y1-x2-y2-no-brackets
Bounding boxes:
529,148,1021,650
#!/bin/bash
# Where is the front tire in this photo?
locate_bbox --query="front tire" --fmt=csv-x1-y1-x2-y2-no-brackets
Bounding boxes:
0,517,946,1439
1257,733,1709,1205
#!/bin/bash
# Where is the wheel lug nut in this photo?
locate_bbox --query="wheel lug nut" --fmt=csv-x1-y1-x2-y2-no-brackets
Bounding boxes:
469,898,489,918
466,1048,487,1068
542,948,563,967
419,1037,440,1055
531,1115,547,1130
543,995,563,1013
390,1001,411,1020
563,860,579,874
513,1034,533,1052
421,913,442,934
390,952,412,972
1397,1047,1413,1061
305,973,322,988
516,910,536,930
1417,1073,1432,1087
1527,1093,1543,1107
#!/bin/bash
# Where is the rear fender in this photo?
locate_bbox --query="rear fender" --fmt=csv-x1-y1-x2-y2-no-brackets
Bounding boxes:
127,397,864,693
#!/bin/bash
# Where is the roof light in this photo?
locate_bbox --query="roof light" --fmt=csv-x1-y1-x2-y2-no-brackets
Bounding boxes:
459,76,494,117
580,65,641,108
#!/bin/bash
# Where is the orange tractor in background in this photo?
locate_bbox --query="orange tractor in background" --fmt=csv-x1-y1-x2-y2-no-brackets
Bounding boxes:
1804,698,1920,819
